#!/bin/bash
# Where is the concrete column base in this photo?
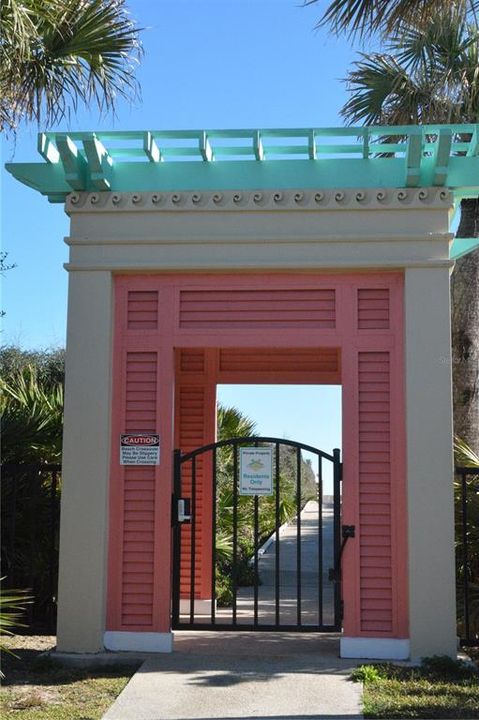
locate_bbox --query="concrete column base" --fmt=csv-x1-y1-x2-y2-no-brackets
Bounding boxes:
340,637,410,660
104,631,174,652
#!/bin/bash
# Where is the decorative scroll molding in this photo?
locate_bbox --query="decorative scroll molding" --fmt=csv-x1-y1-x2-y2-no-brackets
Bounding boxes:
66,187,453,213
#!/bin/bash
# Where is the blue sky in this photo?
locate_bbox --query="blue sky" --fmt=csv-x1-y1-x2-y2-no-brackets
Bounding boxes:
1,0,363,456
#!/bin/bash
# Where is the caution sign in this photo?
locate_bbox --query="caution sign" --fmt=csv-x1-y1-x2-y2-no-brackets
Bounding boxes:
239,447,273,496
120,434,160,466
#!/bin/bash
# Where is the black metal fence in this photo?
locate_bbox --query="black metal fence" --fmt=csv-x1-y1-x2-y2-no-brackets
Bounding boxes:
456,465,479,647
1,464,61,630
1,461,478,643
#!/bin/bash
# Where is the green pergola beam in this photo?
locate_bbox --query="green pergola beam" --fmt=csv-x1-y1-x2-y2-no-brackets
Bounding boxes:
38,133,59,164
433,128,452,186
405,130,423,187
82,135,113,191
253,131,264,161
466,125,479,157
56,134,87,191
6,124,479,204
143,132,162,163
450,237,479,260
200,132,214,162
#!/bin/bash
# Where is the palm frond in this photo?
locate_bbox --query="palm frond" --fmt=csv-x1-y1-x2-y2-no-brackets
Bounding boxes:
306,0,476,38
217,404,257,441
455,437,479,467
0,578,33,673
0,365,63,463
341,6,479,127
0,0,143,132
341,53,425,126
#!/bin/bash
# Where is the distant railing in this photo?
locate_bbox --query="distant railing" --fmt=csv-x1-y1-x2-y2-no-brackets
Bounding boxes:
1,464,61,630
455,466,479,647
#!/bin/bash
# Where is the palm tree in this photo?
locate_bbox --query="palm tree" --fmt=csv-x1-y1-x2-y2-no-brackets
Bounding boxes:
306,0,479,37
217,404,257,442
0,365,63,464
340,7,479,454
0,0,142,133
1,367,64,622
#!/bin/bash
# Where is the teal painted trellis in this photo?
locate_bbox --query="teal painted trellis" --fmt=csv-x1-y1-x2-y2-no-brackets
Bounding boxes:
6,124,479,259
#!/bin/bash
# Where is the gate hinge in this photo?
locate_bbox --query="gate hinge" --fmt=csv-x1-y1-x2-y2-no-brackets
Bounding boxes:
342,524,355,539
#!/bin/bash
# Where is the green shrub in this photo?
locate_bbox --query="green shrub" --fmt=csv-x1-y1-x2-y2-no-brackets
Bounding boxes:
351,664,388,683
421,654,477,680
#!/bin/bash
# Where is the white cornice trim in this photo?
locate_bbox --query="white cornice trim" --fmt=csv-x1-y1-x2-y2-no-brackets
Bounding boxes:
64,259,454,272
64,232,454,246
65,187,453,213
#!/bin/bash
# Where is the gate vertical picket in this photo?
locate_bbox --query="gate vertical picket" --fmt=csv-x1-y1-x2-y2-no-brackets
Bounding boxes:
296,446,302,626
275,443,281,627
211,447,217,625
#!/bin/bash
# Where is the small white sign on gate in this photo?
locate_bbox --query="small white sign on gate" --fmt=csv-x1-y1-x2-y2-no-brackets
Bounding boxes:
120,434,160,465
239,447,273,496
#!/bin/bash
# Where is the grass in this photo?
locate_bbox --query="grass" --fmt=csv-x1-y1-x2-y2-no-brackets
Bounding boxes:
0,636,140,720
351,654,479,719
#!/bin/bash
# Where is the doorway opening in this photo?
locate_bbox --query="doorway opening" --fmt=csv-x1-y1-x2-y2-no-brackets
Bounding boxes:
172,385,342,631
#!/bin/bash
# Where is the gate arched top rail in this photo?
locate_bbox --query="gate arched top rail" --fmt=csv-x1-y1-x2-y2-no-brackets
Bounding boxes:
178,436,338,463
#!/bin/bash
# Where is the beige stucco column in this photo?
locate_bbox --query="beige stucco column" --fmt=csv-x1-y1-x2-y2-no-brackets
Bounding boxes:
56,270,113,652
405,266,457,659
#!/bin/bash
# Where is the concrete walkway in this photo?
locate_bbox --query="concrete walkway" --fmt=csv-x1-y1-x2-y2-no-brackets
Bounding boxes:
103,631,363,720
183,500,336,627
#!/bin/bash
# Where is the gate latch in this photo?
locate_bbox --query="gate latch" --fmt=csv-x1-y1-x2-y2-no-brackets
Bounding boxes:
177,498,191,524
328,524,356,581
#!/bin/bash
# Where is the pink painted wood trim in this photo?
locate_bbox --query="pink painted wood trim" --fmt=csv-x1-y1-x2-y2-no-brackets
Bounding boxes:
338,282,361,637
107,272,408,640
200,350,218,599
357,350,393,633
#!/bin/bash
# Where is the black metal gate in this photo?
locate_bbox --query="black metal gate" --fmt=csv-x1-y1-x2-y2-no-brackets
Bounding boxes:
172,437,345,631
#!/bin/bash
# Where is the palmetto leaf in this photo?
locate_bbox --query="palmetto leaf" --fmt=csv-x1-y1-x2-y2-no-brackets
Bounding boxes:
341,53,421,125
0,365,63,463
341,8,479,126
0,578,33,675
0,0,143,132
217,404,257,441
306,0,478,38
455,437,479,467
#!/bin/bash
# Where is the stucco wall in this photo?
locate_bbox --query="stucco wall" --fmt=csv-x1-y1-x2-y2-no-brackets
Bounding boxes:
57,186,456,657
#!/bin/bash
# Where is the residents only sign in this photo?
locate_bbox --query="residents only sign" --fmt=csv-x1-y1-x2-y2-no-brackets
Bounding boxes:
120,434,160,465
239,447,273,496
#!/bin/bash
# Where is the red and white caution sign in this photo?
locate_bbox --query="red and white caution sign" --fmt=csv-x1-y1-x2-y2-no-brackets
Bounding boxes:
120,434,160,465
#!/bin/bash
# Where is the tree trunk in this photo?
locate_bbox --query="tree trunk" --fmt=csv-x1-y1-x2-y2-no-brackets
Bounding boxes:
451,197,479,455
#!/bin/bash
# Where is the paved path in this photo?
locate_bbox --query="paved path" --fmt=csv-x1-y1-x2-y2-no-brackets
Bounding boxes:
236,500,336,626
103,631,363,720
185,500,336,627
103,502,362,719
